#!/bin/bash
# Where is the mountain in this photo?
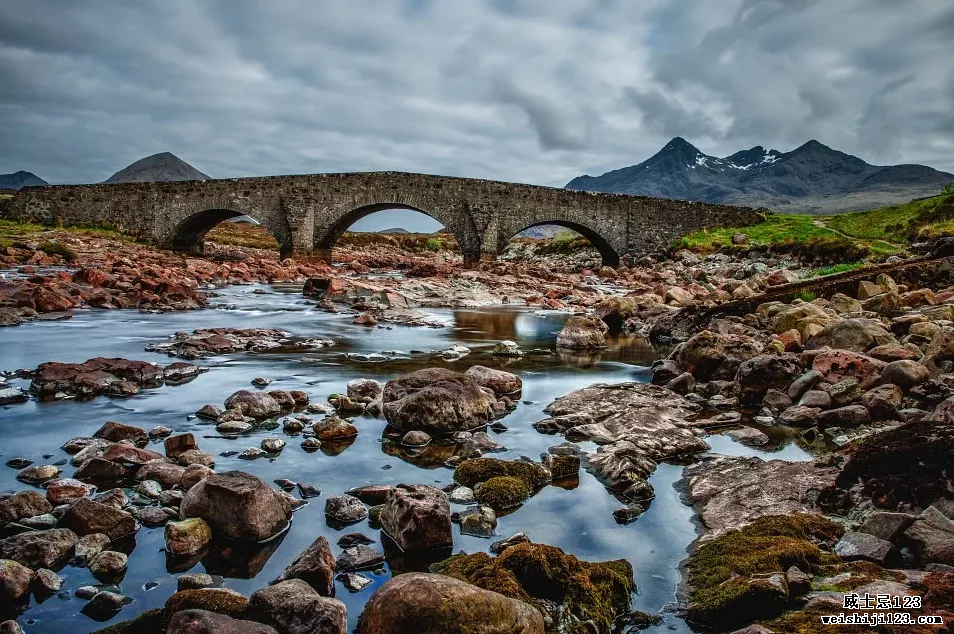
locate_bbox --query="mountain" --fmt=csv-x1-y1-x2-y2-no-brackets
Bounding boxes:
566,137,954,213
0,171,49,190
378,227,411,234
104,152,210,184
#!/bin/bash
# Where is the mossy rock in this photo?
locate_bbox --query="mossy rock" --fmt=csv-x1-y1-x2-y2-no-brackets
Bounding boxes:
835,418,954,510
475,476,529,511
684,514,844,630
453,458,550,491
434,542,634,633
163,589,249,625
762,571,954,633
90,608,164,634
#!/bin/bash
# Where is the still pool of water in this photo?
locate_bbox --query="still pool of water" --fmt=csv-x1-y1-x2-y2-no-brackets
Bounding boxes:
0,283,810,633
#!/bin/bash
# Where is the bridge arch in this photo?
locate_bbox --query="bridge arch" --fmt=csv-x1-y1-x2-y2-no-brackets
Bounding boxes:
313,202,481,263
503,220,621,267
166,201,293,260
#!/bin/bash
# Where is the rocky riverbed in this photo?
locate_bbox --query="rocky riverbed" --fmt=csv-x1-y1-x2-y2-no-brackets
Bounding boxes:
1,232,953,633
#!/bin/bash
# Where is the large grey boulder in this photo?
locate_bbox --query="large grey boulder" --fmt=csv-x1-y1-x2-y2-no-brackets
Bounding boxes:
274,536,335,596
247,579,346,634
180,471,291,542
379,484,452,552
382,368,496,434
555,316,608,349
0,528,78,569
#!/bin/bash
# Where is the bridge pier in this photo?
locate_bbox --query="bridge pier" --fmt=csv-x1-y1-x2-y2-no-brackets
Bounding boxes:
291,248,333,265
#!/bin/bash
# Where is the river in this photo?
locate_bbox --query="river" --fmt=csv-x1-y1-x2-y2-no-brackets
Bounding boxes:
0,281,811,633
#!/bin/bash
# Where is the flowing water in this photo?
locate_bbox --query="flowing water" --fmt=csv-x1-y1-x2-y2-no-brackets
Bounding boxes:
0,282,811,633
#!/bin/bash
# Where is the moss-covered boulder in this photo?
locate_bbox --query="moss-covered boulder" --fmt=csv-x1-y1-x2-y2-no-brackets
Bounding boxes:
163,588,249,626
475,476,529,511
453,457,550,491
433,542,636,634
684,514,844,630
90,609,164,634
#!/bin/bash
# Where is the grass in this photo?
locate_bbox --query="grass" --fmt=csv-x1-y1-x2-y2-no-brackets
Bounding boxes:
681,213,839,251
806,262,864,277
824,192,954,243
0,219,140,248
796,291,817,302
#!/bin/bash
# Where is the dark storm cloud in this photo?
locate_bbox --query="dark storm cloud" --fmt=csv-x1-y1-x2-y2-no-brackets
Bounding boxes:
0,0,951,187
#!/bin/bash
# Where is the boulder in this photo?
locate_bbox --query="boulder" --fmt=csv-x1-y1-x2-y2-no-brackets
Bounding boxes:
818,404,871,428
463,366,522,397
921,327,954,376
904,506,954,566
812,349,886,390
734,354,800,405
862,384,903,420
834,531,893,565
247,579,346,634
859,511,915,543
673,330,763,381
180,471,291,542
165,518,213,556
382,368,496,434
882,360,930,389
555,316,608,349
773,303,837,340
57,499,137,540
223,390,281,419
0,491,51,524
346,379,382,401
44,478,93,505
379,484,452,552
324,495,367,524
357,573,543,634
274,536,335,596
0,559,33,600
0,528,78,569
804,318,896,353
93,421,148,444
167,609,279,634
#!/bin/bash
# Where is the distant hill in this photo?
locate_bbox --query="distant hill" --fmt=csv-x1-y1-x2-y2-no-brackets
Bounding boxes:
379,227,411,234
0,171,49,190
566,137,954,214
104,152,210,184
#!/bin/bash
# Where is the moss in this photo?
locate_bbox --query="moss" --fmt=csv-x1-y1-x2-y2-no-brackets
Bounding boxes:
163,589,249,625
90,608,164,634
434,542,634,634
453,457,550,491
685,514,844,630
835,418,954,510
475,476,530,511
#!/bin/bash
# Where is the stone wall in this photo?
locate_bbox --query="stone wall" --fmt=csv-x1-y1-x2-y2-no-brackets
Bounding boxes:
0,171,761,264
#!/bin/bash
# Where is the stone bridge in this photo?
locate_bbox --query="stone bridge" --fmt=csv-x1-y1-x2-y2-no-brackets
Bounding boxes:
0,171,761,265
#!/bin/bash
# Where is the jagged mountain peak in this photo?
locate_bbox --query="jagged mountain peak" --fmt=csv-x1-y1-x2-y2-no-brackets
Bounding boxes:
565,138,954,214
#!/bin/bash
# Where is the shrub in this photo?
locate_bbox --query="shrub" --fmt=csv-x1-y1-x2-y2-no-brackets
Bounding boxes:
424,237,441,251
37,240,76,262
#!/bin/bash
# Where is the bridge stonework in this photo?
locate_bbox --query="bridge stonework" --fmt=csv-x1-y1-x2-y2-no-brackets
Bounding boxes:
0,171,760,265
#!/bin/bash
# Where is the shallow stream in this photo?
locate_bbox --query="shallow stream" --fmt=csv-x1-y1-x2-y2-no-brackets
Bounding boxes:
0,282,811,633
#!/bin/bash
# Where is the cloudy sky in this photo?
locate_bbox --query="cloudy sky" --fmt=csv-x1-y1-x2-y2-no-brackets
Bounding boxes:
2,0,952,191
